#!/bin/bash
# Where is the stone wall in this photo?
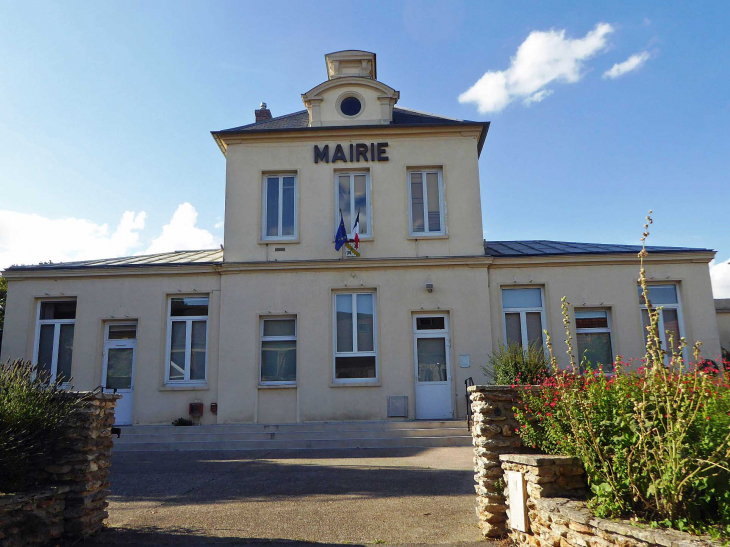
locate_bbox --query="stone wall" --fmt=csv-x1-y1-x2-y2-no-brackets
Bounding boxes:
0,391,119,544
0,487,69,546
499,454,719,547
468,385,527,538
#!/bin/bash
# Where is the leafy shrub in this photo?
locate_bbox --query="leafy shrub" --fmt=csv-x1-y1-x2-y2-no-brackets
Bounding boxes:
0,359,86,492
483,341,550,385
172,417,194,426
514,213,730,536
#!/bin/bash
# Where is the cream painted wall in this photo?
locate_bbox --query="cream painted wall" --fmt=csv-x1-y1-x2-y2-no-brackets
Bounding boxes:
223,131,484,263
315,81,389,126
488,259,721,369
717,311,730,352
0,274,222,425
1,263,492,425
216,264,491,423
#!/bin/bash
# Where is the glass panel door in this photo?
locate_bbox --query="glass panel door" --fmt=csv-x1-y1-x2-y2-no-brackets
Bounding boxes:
106,348,133,390
417,338,447,382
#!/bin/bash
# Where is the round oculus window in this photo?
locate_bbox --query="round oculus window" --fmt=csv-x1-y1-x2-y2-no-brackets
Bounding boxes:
340,96,362,117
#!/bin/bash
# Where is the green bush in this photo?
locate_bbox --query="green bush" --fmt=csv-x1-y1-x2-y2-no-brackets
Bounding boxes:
483,341,550,385
172,417,194,426
514,213,730,537
0,359,86,492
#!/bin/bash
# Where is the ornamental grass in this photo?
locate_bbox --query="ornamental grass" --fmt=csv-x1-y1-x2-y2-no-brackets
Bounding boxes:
514,213,730,537
0,359,87,492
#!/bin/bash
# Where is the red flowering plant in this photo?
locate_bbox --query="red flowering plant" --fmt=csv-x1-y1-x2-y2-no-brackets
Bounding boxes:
515,213,730,536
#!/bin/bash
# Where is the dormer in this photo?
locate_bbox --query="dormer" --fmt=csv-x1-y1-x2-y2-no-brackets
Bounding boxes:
302,50,400,127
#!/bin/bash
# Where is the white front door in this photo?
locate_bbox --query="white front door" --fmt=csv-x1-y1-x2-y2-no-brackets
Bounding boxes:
414,314,453,420
102,323,137,426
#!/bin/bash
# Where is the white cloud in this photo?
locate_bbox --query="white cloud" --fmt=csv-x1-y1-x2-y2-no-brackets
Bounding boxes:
710,258,730,298
603,51,651,79
214,220,224,229
145,203,219,254
0,203,220,271
0,210,146,270
523,89,554,106
459,22,614,113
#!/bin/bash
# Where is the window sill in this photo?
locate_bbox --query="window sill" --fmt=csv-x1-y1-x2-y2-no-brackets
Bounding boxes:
407,234,448,240
329,381,381,388
259,238,300,245
258,384,297,390
160,384,209,392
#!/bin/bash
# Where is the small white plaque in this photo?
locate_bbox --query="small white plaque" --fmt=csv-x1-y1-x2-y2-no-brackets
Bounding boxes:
459,354,471,368
506,470,528,532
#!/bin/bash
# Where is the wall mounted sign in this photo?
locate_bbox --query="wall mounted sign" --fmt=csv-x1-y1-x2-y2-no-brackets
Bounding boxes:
314,143,388,164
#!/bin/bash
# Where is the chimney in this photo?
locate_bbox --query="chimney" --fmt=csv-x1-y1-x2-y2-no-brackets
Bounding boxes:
255,102,272,123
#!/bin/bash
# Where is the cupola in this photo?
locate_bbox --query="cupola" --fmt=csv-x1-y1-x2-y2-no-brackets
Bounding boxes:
302,50,399,127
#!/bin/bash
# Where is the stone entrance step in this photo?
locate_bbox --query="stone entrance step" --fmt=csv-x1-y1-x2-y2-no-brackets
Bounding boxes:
113,420,471,451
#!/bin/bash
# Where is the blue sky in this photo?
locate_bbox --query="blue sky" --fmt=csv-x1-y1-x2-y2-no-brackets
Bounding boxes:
1,1,729,294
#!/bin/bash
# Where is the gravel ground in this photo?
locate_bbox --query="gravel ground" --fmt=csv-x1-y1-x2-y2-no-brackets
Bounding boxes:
76,446,493,546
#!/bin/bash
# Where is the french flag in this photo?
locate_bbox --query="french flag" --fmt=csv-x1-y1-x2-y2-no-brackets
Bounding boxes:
352,211,360,250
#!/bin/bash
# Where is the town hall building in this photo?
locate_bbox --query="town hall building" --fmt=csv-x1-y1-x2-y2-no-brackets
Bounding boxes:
0,51,721,426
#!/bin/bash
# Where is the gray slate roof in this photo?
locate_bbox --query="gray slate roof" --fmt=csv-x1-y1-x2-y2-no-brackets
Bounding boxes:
484,240,712,257
214,107,480,134
6,250,224,271
4,241,712,272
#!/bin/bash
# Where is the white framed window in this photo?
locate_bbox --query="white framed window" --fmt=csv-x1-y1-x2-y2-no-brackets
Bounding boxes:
638,284,686,358
501,287,546,349
575,309,614,372
333,292,377,382
408,169,445,236
262,173,297,240
260,317,297,385
335,171,371,237
33,300,77,383
165,296,209,384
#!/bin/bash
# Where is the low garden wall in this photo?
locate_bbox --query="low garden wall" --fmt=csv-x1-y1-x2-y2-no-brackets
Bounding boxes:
469,386,720,546
499,453,719,547
0,391,119,545
468,385,526,538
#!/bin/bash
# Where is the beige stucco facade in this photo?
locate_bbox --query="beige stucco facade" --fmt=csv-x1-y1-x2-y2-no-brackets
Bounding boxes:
716,300,730,354
0,50,723,425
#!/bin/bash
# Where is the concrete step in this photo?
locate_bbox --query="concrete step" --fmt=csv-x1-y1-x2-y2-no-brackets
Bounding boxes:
119,420,463,436
112,420,472,452
115,426,469,444
112,434,472,452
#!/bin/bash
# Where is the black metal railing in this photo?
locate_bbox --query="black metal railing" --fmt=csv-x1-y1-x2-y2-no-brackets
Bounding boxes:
465,377,474,431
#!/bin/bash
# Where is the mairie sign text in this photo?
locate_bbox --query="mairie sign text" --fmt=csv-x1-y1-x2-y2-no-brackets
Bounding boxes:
314,143,388,164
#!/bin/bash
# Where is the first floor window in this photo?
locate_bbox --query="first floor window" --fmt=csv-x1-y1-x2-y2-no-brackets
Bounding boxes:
260,318,297,384
336,171,370,237
502,287,545,349
409,169,445,235
35,300,77,383
167,296,209,383
262,174,297,240
575,310,614,372
334,292,376,381
639,284,683,354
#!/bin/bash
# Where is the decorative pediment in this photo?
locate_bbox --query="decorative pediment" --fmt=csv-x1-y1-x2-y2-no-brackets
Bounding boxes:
301,76,400,127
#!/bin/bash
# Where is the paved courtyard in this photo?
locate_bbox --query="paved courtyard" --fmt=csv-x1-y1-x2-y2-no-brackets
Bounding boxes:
79,446,490,546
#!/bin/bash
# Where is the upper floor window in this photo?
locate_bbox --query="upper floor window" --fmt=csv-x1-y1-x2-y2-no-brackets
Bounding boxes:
639,284,684,355
575,309,614,372
336,172,370,237
166,296,209,384
262,174,297,240
502,288,545,350
408,169,445,236
34,300,76,383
